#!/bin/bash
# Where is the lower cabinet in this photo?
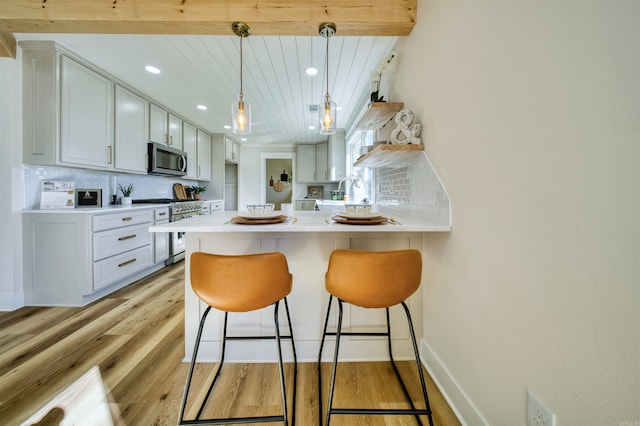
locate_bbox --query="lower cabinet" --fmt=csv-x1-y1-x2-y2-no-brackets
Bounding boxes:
154,207,170,264
22,208,165,306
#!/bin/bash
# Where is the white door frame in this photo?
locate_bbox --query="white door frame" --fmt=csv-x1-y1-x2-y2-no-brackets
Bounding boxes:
260,152,296,204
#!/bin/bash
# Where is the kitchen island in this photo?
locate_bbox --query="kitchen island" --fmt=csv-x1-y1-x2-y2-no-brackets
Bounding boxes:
150,209,451,362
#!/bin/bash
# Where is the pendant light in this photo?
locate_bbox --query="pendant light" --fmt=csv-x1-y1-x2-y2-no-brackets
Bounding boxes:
319,22,337,135
231,22,252,135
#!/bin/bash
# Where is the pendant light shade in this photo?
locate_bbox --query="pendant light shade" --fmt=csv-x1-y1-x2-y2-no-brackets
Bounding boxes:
231,22,252,135
319,23,337,136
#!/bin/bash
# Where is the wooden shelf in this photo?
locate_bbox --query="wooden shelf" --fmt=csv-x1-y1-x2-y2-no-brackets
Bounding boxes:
355,102,404,130
354,144,424,168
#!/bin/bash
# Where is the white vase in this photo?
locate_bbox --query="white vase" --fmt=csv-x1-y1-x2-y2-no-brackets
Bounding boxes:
121,196,132,205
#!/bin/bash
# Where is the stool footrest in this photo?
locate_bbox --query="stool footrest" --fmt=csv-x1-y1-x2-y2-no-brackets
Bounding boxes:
325,331,388,337
226,335,293,341
330,408,431,415
179,414,285,425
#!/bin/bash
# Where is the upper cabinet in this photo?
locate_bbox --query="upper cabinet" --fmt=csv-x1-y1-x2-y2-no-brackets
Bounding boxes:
182,122,198,180
114,85,149,173
224,137,240,164
149,104,168,145
196,130,212,181
59,56,114,169
22,41,115,170
295,130,345,183
168,114,183,150
21,41,211,177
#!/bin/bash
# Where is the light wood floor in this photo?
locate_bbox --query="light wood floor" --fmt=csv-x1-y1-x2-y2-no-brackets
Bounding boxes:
0,263,460,425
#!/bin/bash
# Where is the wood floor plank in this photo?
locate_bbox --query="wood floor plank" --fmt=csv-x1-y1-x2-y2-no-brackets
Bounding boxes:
0,262,460,426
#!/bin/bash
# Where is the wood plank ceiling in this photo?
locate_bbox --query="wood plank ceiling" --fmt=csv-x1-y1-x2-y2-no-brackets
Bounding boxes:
2,1,416,145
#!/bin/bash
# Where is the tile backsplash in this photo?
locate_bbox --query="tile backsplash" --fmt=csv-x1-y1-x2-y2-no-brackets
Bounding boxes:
373,151,450,221
23,165,199,210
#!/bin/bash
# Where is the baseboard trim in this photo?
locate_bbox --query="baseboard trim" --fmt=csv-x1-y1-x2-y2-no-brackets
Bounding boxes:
420,339,488,426
0,291,24,311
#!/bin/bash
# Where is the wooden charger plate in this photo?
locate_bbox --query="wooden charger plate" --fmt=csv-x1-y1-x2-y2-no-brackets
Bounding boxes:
232,215,288,225
331,215,388,225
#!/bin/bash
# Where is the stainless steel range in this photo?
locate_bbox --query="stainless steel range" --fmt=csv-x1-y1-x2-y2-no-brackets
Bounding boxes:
167,200,203,264
133,198,203,264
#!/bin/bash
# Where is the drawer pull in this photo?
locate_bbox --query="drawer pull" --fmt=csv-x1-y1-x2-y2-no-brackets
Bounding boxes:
118,234,136,241
118,258,137,267
158,212,167,216
121,217,133,221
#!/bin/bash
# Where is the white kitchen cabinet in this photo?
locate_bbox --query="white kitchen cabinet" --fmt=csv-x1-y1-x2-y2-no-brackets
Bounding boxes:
296,136,345,183
225,137,240,164
328,130,346,181
296,144,316,182
22,41,116,170
182,122,198,180
60,56,114,169
315,141,328,181
168,114,183,150
196,130,212,181
149,104,169,145
114,85,149,173
154,207,170,264
22,207,163,306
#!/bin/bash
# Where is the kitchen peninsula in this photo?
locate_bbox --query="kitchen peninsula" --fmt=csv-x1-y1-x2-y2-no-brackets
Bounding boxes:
150,209,451,362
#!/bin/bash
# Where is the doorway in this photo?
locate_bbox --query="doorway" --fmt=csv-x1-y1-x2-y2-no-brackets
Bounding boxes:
260,153,295,210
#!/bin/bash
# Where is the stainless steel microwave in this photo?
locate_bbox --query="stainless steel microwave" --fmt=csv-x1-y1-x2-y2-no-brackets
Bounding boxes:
148,142,187,176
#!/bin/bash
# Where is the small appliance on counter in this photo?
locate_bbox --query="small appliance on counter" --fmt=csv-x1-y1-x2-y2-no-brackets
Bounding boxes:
76,189,102,208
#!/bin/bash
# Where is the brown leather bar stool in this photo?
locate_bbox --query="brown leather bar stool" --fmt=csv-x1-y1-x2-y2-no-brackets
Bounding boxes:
178,252,297,425
317,249,433,426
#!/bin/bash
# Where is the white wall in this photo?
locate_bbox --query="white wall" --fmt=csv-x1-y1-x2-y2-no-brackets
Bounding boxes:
393,1,640,424
0,56,25,310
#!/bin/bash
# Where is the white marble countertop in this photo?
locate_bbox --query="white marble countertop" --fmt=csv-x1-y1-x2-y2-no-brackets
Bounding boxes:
149,209,451,233
22,204,169,214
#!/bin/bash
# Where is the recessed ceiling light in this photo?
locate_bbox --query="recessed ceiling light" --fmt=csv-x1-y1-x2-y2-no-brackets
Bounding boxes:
336,106,343,111
240,137,247,141
145,65,160,74
196,104,207,110
224,125,231,130
305,66,318,76
308,125,316,130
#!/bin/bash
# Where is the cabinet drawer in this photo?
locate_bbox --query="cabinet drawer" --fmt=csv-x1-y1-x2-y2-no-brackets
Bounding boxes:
93,245,153,291
154,207,170,221
93,223,151,261
210,201,224,212
93,210,153,232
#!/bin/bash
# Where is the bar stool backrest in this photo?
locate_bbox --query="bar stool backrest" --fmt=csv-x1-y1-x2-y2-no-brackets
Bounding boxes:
325,249,422,308
190,252,292,312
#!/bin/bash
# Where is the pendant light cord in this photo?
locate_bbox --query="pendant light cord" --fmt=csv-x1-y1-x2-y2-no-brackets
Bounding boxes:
324,31,329,97
239,35,244,97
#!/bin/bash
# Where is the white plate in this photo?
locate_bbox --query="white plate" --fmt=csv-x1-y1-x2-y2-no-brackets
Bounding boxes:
336,211,382,220
236,212,282,220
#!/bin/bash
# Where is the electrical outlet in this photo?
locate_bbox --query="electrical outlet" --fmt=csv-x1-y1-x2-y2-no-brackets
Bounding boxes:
527,390,556,426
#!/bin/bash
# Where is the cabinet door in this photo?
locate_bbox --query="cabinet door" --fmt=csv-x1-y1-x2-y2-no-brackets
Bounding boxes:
149,104,168,144
225,137,239,163
315,141,328,181
168,114,183,150
328,130,346,181
296,144,316,182
196,130,212,181
182,122,198,179
114,85,149,173
60,56,113,169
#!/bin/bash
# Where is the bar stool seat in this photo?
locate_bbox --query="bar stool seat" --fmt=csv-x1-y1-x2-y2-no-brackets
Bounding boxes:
318,249,433,426
179,251,297,425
